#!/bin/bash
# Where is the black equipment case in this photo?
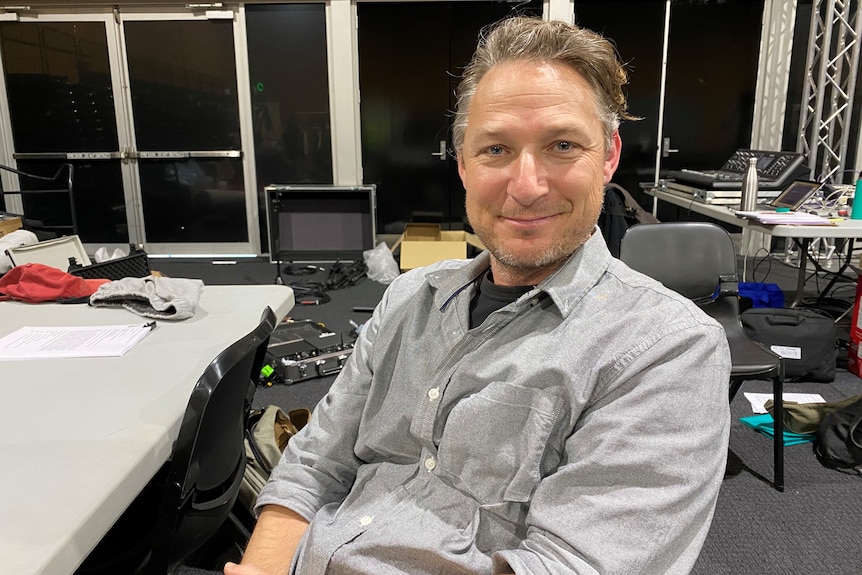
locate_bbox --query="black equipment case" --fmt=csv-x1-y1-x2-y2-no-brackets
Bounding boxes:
741,307,837,382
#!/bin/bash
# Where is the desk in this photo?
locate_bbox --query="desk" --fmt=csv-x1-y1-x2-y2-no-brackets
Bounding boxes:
648,187,862,305
0,284,294,575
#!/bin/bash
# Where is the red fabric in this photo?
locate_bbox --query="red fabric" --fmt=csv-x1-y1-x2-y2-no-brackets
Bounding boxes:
0,263,108,303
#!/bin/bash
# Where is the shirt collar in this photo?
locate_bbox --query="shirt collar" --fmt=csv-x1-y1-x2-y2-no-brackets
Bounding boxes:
425,227,613,317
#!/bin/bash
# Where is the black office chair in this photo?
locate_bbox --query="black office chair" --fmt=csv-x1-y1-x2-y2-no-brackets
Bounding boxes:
76,306,278,574
619,222,786,491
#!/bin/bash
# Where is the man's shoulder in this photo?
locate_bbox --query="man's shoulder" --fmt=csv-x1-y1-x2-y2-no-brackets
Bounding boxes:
604,258,722,329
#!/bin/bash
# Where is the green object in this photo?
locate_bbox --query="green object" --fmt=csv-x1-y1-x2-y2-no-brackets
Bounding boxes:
852,175,862,220
740,414,815,445
261,364,274,378
765,394,862,434
775,207,790,213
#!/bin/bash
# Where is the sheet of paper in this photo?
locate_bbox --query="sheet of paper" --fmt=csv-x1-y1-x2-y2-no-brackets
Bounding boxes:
733,210,834,226
0,323,156,360
744,392,826,414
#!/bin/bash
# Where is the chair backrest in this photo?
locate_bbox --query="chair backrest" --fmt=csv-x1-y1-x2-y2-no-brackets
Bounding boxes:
619,221,738,303
619,221,766,376
149,306,277,572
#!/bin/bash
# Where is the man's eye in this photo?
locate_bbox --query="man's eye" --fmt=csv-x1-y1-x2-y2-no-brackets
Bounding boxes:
556,141,574,152
486,145,504,155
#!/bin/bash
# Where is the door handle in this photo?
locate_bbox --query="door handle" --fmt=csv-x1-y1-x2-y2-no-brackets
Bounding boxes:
430,140,447,161
662,137,679,158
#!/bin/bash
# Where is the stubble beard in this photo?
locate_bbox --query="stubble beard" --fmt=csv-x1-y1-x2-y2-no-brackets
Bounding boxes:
470,213,598,273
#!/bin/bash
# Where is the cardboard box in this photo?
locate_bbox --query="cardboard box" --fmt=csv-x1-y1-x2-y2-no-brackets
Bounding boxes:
0,216,22,238
393,223,485,271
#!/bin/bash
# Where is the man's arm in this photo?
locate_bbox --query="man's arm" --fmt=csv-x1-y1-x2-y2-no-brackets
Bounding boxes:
224,505,309,575
232,282,399,575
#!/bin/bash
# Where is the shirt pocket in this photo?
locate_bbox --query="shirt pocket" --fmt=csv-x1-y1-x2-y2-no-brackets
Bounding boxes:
436,381,561,504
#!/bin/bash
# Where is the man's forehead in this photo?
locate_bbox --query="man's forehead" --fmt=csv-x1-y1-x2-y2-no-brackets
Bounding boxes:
471,61,596,108
465,63,600,132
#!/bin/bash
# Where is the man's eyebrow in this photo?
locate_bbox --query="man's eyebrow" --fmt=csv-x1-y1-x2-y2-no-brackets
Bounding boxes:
468,126,505,140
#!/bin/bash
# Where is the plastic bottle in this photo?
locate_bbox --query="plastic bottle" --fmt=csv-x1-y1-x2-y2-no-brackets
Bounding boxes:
852,172,862,219
741,156,759,211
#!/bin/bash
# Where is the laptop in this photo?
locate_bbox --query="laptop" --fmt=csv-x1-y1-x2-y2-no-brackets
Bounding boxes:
764,180,823,210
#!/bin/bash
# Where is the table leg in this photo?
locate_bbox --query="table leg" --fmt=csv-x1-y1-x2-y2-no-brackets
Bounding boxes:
773,375,785,492
790,238,811,308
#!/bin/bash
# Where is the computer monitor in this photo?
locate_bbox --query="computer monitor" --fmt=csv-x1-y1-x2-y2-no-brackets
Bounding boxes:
266,185,377,261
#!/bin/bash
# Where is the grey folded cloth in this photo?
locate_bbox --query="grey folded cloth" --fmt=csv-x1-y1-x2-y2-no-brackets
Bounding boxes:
89,276,204,320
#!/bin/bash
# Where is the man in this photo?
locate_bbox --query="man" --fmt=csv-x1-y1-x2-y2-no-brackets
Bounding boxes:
227,16,731,575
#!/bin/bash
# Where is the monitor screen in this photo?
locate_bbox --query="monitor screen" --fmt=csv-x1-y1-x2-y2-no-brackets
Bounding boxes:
266,185,377,261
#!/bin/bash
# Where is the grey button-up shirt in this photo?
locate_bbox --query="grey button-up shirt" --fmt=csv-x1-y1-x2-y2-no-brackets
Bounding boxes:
257,231,731,575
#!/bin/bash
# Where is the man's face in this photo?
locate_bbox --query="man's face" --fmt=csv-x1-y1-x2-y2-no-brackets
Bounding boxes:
458,60,621,284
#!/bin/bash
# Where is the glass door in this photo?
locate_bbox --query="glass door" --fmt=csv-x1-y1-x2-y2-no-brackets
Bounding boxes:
0,13,129,247
117,8,254,253
0,7,257,255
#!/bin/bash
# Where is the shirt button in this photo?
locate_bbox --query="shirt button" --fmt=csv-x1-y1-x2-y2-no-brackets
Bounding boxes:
359,515,373,526
427,388,440,400
424,456,436,471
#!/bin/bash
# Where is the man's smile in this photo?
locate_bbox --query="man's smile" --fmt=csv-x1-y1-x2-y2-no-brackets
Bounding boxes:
500,213,559,226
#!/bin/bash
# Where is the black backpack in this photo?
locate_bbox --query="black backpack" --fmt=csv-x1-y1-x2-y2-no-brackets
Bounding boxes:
813,395,862,474
598,183,659,258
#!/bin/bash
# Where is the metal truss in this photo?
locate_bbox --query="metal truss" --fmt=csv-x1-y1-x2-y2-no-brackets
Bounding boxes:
797,0,862,184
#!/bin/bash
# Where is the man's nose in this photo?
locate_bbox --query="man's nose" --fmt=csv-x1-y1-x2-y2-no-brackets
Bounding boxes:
508,151,549,205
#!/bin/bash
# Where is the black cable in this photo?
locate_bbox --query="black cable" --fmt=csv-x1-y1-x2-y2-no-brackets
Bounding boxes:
284,260,367,305
325,260,368,290
289,281,331,306
750,247,773,283
283,264,325,276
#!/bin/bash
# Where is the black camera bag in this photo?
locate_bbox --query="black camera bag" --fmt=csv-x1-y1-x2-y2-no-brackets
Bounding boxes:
740,307,837,382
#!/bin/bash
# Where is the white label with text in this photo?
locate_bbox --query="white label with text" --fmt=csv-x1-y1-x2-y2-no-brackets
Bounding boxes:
771,345,801,360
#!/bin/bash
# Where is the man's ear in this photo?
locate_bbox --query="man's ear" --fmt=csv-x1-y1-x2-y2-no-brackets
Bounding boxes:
603,131,622,184
457,150,467,184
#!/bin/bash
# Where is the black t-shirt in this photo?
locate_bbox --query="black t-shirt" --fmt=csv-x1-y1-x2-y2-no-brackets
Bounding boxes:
469,270,533,329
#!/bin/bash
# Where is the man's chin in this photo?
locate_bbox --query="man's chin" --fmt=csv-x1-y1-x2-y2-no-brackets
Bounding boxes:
490,245,571,271
484,229,594,270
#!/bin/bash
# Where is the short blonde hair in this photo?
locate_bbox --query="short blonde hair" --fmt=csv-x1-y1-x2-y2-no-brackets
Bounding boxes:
453,17,636,153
